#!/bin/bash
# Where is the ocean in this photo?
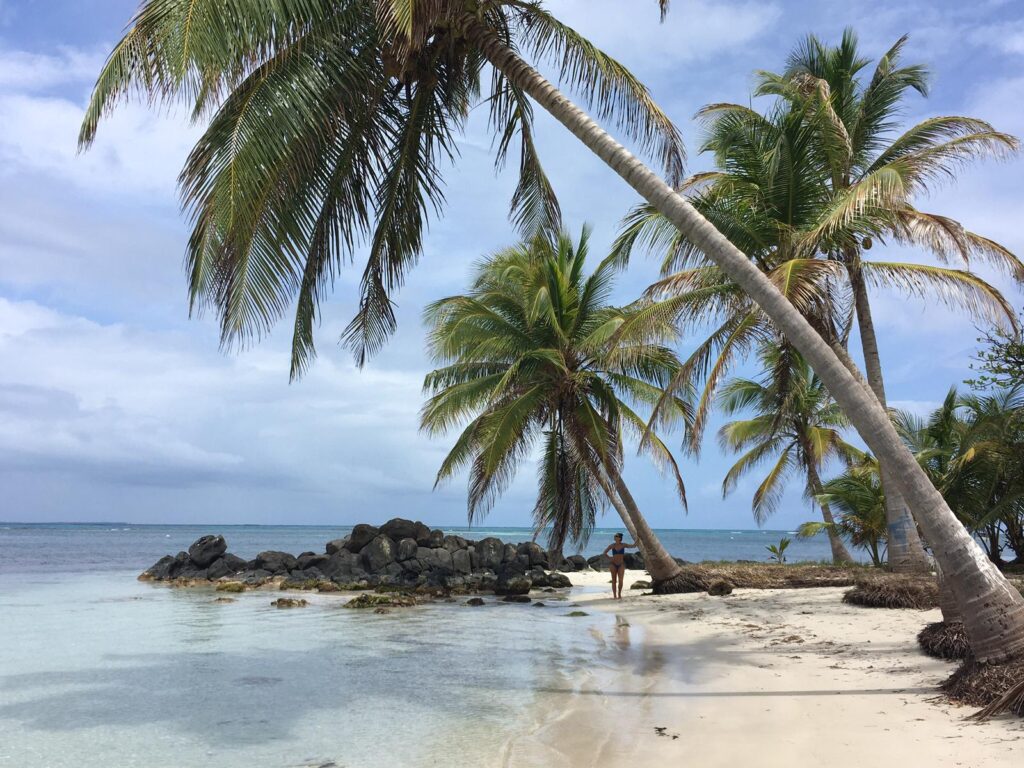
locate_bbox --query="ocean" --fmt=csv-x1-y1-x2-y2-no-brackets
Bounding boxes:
0,523,851,767
0,522,848,577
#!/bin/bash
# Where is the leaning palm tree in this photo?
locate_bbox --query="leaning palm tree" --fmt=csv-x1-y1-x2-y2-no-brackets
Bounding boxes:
81,3,1024,662
615,38,1021,571
718,346,859,563
422,229,691,589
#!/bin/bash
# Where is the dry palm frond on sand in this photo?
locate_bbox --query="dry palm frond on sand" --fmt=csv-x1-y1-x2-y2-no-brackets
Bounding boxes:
842,576,938,609
917,621,970,660
943,657,1024,719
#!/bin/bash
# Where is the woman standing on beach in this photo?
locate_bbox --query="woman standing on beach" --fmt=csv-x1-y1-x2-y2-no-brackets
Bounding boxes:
602,533,637,599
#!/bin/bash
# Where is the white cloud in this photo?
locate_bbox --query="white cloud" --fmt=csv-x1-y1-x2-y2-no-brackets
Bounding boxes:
0,92,198,200
0,46,105,91
0,297,466,512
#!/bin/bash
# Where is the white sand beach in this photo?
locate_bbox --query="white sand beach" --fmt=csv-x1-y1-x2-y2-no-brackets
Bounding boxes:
504,571,1023,768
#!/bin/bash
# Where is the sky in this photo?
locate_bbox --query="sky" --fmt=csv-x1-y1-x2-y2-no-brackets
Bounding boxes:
1,0,1022,530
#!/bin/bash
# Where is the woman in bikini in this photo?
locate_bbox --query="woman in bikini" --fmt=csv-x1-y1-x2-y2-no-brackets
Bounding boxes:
602,533,636,599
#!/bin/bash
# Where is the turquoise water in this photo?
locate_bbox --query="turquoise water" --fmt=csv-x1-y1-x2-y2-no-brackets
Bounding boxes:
0,570,631,768
0,524,848,767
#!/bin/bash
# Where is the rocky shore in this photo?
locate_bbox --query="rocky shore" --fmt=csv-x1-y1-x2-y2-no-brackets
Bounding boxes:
139,518,648,594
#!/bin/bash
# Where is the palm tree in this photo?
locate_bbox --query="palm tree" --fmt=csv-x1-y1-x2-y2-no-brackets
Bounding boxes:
803,463,889,566
421,229,691,588
897,388,1024,565
756,30,1022,572
615,38,1021,572
81,3,1024,661
718,346,859,564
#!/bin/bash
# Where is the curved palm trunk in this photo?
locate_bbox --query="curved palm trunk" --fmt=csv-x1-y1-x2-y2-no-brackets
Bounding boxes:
463,17,1024,662
935,561,963,625
849,265,932,573
605,466,684,584
805,461,855,564
586,457,681,583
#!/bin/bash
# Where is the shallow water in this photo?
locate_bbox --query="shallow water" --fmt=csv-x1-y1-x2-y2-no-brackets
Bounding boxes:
0,570,632,768
0,523,846,767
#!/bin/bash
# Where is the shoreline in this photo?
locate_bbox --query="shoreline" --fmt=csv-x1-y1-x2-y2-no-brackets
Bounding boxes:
518,571,1023,767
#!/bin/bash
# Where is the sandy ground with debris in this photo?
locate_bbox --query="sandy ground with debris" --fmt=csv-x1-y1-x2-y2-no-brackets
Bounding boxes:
503,570,1023,767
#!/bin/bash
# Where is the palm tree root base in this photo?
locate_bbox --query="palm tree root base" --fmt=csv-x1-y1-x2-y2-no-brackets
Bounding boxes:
842,576,938,609
943,656,1024,719
917,621,970,661
651,572,707,594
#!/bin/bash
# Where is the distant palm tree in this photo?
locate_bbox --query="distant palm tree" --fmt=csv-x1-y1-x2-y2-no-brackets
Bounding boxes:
718,347,859,563
81,4,1024,661
757,30,1021,572
421,229,690,588
896,387,1024,565
615,30,1020,574
804,463,889,566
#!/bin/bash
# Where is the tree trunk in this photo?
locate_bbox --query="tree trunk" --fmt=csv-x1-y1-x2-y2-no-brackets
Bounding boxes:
848,263,932,573
463,17,1024,662
805,460,855,564
605,465,684,584
935,561,963,625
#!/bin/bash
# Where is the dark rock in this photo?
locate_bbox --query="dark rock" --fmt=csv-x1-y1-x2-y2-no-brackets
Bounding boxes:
345,524,379,553
443,535,468,553
222,553,247,573
397,538,419,562
517,541,549,567
423,529,445,548
707,580,734,597
546,572,572,589
624,552,645,570
297,552,330,571
476,538,505,570
466,597,486,607
206,558,233,580
380,518,429,543
452,549,472,574
255,551,297,574
502,543,519,563
566,555,589,571
140,553,185,581
495,575,531,596
325,538,349,555
320,550,358,579
361,535,396,573
432,548,454,571
401,557,425,574
533,602,546,607
499,558,529,578
630,580,652,590
503,594,532,603
188,535,227,568
415,546,439,569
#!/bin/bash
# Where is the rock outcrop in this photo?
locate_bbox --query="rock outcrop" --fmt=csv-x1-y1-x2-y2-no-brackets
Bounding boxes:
139,517,647,596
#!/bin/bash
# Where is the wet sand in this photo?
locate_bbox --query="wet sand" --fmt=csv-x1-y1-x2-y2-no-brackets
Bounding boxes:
505,571,1023,767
